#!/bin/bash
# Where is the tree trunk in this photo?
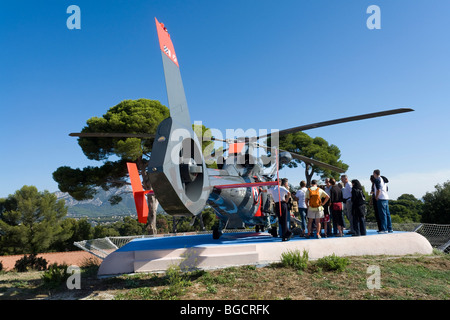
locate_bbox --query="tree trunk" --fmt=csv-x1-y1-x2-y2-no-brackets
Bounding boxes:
147,194,158,235
304,164,314,187
137,157,158,235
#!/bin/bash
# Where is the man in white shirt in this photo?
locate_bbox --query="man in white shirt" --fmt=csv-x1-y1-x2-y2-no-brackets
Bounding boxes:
294,180,308,233
341,174,354,235
373,169,392,233
270,178,292,241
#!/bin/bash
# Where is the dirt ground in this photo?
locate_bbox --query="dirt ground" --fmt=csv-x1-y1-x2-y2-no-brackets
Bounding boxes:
0,251,100,271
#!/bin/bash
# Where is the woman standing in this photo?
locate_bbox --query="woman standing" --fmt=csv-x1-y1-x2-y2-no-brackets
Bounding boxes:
351,179,367,236
329,178,344,237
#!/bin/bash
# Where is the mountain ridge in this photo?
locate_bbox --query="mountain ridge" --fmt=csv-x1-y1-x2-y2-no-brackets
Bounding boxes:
55,186,137,217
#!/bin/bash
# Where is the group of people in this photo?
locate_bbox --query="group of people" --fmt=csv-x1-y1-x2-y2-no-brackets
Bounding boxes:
269,169,392,241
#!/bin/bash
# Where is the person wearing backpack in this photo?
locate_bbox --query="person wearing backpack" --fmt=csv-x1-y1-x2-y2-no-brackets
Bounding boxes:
305,180,329,239
351,179,367,236
373,169,392,233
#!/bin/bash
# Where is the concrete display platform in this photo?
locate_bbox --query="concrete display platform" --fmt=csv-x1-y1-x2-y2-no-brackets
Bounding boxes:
97,230,433,276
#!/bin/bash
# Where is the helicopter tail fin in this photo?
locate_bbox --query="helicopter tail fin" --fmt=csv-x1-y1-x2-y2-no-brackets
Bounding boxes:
155,17,191,128
148,19,211,217
127,162,153,224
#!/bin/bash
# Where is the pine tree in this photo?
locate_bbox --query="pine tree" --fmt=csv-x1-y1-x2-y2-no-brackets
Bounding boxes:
0,186,68,254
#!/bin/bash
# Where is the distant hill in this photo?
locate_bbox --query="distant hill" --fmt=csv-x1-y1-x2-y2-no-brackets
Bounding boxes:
55,187,137,217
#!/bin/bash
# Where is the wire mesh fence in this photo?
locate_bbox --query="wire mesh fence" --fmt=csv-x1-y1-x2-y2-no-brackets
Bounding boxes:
413,223,450,253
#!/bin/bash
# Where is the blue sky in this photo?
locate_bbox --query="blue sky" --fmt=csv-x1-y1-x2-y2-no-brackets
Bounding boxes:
1,0,449,200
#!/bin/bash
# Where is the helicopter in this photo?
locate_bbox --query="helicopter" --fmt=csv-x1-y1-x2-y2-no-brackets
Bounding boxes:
71,18,413,240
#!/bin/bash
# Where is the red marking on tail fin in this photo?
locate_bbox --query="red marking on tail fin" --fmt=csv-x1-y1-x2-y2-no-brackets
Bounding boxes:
127,163,153,224
155,17,179,67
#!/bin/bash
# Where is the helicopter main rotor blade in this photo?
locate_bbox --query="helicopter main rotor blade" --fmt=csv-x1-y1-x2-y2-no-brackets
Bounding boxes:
287,151,346,173
255,108,414,141
256,143,346,173
69,132,156,139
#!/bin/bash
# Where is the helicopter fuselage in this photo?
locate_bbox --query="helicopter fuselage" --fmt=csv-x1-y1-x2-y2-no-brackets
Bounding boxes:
206,154,276,231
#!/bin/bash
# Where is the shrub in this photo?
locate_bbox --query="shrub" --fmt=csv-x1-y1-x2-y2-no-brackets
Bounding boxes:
161,264,193,299
315,254,350,272
79,257,101,277
280,249,309,271
41,263,69,288
14,254,48,272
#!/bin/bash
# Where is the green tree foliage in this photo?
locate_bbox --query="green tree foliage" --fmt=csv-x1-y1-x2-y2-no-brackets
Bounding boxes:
365,193,423,224
278,132,348,186
422,180,450,224
92,224,120,238
53,99,170,234
156,215,171,234
0,186,68,255
115,216,147,235
156,207,218,234
53,99,169,199
51,218,102,252
389,194,423,223
0,194,219,254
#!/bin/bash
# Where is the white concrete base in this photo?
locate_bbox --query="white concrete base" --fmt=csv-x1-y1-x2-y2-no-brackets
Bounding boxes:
97,232,433,276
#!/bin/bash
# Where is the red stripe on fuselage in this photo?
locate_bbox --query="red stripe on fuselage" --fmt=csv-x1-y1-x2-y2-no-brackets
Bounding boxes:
214,181,278,189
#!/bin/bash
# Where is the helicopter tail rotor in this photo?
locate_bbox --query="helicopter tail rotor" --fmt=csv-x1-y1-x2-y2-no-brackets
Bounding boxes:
147,118,210,216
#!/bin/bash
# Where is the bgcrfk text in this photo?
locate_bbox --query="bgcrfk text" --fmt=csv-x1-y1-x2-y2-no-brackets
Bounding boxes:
224,305,269,315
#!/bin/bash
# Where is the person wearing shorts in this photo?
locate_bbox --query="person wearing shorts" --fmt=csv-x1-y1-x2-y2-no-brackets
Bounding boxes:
305,180,329,239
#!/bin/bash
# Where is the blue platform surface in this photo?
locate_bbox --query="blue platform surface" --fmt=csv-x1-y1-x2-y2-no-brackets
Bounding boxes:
117,230,406,252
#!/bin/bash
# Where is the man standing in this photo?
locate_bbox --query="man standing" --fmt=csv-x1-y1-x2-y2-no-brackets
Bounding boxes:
271,178,292,241
294,180,308,234
323,178,332,236
305,180,329,239
373,169,392,233
341,174,354,235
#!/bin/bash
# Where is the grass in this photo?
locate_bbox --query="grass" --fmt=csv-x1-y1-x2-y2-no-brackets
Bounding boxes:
0,252,449,300
280,249,309,271
315,253,350,272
